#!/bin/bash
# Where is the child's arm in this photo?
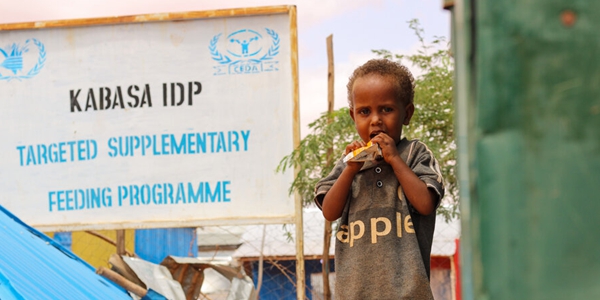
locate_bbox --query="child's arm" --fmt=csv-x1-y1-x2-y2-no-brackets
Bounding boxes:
371,134,439,215
321,141,365,221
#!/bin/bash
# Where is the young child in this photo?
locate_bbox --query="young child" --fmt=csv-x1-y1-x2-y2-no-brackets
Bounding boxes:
314,59,445,299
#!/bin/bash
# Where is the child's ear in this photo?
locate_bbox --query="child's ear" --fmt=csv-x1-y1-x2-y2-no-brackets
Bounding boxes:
403,103,415,125
349,107,356,122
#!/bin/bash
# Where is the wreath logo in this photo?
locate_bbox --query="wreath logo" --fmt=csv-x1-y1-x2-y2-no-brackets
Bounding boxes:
0,38,46,81
209,28,280,75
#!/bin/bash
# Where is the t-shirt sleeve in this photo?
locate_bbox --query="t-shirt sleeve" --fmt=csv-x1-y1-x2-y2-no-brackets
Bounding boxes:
314,157,346,209
408,141,445,205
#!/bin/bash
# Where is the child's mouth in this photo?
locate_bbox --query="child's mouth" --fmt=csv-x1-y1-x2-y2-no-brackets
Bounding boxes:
370,131,383,139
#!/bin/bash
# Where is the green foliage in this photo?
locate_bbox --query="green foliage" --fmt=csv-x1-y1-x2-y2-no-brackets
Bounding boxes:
278,19,458,221
277,108,359,206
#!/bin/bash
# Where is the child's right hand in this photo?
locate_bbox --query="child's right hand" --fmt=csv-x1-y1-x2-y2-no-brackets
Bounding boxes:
344,141,366,173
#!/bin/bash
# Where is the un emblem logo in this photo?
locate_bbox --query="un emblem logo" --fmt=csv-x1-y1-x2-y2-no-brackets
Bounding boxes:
0,38,46,81
209,28,280,75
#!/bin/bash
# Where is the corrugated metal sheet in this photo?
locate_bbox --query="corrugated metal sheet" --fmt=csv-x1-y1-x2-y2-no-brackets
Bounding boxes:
120,256,186,300
0,205,131,299
160,256,256,300
135,228,197,264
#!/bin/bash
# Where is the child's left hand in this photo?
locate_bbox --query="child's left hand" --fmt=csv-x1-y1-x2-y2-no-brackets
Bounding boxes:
370,133,401,164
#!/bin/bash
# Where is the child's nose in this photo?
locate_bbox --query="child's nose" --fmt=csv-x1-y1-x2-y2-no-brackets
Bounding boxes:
370,114,382,125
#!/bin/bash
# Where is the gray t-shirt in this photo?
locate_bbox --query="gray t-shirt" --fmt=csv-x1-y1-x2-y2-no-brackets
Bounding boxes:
315,138,444,300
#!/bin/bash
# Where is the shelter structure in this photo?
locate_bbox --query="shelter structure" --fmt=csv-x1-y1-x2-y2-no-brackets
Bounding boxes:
0,205,132,299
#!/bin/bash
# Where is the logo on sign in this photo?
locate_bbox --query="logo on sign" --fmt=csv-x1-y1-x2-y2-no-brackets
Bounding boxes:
0,38,46,81
209,28,280,75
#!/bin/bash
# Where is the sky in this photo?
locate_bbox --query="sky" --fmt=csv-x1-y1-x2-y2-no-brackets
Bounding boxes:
0,0,451,136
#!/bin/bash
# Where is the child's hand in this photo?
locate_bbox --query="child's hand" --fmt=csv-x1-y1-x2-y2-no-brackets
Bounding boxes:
370,133,401,164
344,141,366,172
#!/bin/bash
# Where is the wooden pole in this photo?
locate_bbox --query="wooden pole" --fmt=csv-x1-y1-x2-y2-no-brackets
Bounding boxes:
116,230,126,256
327,34,335,113
322,33,334,300
290,6,306,300
96,266,147,297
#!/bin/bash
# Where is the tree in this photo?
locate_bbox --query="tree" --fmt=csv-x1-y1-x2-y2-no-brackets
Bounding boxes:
277,19,457,220
277,107,358,205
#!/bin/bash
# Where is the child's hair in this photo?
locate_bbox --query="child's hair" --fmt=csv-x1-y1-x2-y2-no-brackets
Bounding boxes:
346,58,415,109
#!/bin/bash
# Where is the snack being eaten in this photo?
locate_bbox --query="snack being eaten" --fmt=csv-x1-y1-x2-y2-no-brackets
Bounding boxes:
343,141,383,163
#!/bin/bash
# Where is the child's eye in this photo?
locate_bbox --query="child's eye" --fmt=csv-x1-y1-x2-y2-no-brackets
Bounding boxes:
359,108,370,115
382,107,393,113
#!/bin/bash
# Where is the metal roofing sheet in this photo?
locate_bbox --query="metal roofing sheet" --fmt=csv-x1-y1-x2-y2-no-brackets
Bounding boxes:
0,205,132,299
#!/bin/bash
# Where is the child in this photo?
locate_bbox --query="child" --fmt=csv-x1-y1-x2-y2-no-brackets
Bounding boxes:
314,59,444,299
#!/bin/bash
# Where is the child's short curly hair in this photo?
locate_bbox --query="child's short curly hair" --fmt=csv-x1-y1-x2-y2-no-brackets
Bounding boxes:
346,59,415,108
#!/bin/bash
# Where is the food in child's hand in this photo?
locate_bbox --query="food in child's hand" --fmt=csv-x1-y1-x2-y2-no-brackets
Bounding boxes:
343,141,383,163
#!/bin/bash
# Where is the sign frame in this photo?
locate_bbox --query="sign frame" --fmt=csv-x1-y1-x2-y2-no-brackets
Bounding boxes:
0,5,301,232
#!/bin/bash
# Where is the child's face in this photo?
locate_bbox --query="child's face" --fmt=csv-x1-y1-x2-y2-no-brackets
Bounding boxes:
349,74,414,144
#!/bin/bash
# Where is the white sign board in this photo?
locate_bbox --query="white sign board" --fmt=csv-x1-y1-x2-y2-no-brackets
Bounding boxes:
0,7,299,231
